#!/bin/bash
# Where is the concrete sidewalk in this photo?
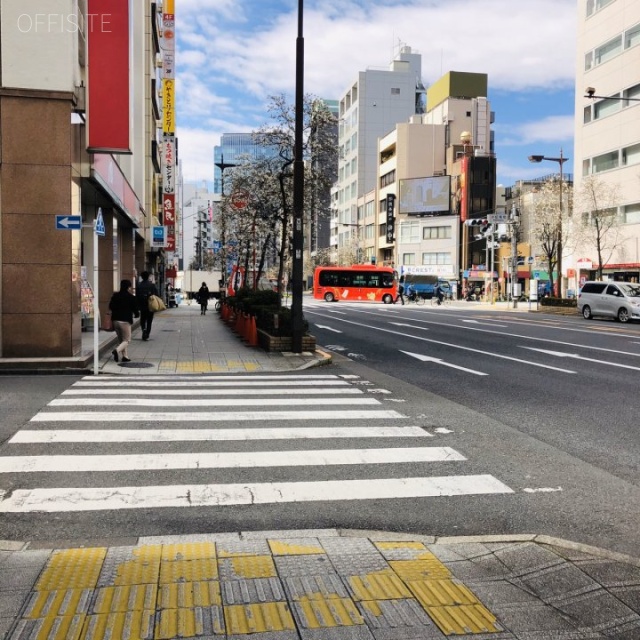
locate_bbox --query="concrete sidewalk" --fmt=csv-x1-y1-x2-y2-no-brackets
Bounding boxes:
2,530,640,639
0,301,330,375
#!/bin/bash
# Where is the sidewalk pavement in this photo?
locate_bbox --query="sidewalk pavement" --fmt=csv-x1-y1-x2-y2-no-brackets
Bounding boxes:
0,300,331,375
2,301,638,638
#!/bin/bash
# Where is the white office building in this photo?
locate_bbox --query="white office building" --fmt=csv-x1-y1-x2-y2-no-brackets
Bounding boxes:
573,0,640,283
332,45,426,257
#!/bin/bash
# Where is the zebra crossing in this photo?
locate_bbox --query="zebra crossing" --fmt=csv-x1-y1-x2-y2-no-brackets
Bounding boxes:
0,373,514,514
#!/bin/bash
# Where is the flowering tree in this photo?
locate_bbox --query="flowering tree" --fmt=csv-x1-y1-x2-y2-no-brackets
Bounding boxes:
575,176,622,280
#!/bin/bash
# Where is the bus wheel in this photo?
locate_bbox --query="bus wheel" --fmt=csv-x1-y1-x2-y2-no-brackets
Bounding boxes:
382,294,394,304
324,292,335,302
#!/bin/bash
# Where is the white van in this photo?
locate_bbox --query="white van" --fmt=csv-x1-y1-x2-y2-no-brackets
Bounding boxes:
577,281,640,323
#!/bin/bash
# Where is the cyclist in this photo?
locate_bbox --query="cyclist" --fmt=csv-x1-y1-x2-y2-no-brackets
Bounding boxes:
433,282,444,306
405,283,416,302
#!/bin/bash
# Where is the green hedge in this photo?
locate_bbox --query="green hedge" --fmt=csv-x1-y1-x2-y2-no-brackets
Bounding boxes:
539,297,577,308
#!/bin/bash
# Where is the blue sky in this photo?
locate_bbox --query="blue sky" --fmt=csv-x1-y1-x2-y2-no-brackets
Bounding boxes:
176,0,577,188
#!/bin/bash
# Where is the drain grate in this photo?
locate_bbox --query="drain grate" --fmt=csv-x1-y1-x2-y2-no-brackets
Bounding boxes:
118,362,155,368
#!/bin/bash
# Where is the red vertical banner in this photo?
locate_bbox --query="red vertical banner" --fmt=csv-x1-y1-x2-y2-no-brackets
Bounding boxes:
459,156,469,222
87,0,131,153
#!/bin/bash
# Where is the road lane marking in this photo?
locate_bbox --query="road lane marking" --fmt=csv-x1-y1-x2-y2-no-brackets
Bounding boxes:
0,447,467,473
306,312,576,373
314,324,343,333
390,322,428,330
462,320,508,327
49,397,382,408
401,351,488,376
313,308,640,357
80,374,341,381
522,347,640,371
61,387,364,396
71,380,352,388
30,410,407,422
9,426,433,444
0,475,514,512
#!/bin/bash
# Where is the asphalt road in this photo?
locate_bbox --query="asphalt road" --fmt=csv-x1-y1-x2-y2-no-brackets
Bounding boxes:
0,303,639,557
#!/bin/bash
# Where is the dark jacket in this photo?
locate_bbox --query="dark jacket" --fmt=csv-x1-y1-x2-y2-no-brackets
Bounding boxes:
136,279,159,311
198,285,210,302
109,291,140,324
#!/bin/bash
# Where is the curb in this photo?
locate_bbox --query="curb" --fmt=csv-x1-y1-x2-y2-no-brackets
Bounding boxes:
2,530,638,566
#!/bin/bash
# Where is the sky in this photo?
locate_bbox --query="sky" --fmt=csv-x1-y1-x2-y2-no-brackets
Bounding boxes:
175,0,578,189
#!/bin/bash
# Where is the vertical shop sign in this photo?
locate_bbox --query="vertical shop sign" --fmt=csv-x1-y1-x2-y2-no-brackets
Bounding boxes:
87,0,131,152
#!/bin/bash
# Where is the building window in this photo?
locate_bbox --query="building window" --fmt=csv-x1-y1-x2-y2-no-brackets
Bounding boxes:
583,106,592,124
594,96,621,119
400,221,420,243
402,253,415,265
592,150,619,173
379,199,387,213
624,83,640,106
586,0,614,17
365,224,375,239
422,252,452,265
623,203,640,224
423,226,452,240
391,88,400,95
584,51,593,71
625,23,640,49
380,170,396,188
622,142,640,167
594,35,622,65
582,159,591,177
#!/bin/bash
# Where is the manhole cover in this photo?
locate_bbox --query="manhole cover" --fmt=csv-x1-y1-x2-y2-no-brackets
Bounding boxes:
118,362,154,368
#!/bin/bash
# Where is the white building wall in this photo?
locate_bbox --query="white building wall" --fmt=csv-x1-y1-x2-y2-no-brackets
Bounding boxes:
1,0,81,92
574,0,640,273
332,46,423,251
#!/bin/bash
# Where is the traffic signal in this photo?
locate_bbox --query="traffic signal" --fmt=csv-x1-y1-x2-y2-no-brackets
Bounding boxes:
465,219,489,226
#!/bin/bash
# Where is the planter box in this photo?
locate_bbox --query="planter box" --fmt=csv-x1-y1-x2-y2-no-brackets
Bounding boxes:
257,329,317,353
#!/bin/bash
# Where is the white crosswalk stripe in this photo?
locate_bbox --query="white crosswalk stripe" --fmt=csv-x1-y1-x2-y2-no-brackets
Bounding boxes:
0,373,514,513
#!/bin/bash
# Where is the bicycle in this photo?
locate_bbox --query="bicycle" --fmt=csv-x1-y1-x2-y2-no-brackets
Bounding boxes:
430,293,452,307
406,291,426,305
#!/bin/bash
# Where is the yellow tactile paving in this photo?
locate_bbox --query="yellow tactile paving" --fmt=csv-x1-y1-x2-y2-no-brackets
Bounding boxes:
158,581,222,608
268,540,325,555
224,555,278,579
21,614,87,640
224,602,296,634
13,540,503,638
159,558,219,583
92,585,158,613
347,572,413,601
389,558,452,581
35,548,107,591
294,596,364,628
83,610,155,640
23,589,93,618
113,559,161,586
408,579,479,607
425,603,502,635
375,542,428,550
160,542,216,562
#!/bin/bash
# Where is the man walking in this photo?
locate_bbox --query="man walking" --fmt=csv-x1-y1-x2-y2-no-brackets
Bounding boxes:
136,271,159,340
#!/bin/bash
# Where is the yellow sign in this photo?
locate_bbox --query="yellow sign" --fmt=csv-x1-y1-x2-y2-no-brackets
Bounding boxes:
162,79,175,133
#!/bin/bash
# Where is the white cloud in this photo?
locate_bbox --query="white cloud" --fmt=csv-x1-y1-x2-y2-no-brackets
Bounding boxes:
496,115,575,146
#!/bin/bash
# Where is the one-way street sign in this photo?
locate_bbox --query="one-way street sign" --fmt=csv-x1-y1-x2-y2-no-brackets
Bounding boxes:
55,215,82,230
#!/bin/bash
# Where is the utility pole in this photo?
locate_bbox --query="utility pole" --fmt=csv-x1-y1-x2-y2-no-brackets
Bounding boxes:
510,204,519,309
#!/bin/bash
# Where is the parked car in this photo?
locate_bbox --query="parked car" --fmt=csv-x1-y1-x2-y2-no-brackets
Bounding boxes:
577,281,640,323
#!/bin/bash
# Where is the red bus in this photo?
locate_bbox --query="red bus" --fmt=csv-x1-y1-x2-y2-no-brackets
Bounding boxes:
313,265,397,304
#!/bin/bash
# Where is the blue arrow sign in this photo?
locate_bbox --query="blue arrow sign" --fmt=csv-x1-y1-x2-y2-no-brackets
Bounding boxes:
55,215,82,230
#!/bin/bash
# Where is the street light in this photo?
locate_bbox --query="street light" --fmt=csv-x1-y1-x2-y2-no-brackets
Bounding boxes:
214,154,237,289
528,149,568,298
291,0,305,353
584,87,640,102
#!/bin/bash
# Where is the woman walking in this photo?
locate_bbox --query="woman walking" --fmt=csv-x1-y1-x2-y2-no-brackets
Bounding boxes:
109,279,140,363
198,282,210,315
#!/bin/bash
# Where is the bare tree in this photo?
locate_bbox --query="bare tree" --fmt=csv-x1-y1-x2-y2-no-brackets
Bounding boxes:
575,175,623,280
530,178,572,296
